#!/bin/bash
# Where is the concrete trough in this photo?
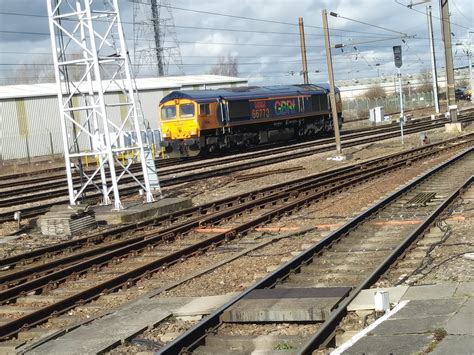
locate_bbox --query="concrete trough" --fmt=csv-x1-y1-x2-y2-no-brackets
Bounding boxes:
221,287,350,323
94,197,192,224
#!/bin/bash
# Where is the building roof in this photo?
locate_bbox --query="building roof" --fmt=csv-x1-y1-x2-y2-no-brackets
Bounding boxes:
160,84,333,104
0,75,247,100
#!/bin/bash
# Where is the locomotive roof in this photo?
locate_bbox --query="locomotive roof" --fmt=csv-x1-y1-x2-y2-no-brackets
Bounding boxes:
160,84,338,104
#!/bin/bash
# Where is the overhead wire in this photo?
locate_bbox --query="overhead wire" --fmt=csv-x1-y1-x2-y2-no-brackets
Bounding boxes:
0,4,457,83
0,10,411,39
127,0,410,37
393,0,471,31
329,12,409,37
450,0,472,26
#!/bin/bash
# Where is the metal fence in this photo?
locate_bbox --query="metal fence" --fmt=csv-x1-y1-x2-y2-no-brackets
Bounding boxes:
1,129,162,162
1,92,435,161
1,130,63,162
343,91,435,120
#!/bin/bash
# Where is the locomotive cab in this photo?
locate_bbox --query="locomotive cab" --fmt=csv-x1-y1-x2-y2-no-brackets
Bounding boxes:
160,99,201,157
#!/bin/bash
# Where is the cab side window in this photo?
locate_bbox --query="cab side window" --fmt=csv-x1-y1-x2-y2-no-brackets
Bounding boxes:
199,104,210,116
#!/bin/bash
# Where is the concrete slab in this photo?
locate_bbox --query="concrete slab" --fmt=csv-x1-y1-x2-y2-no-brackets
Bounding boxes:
445,122,464,133
205,335,308,352
445,298,474,336
28,294,236,354
401,283,457,301
17,328,58,341
335,330,360,347
0,340,26,355
432,335,474,355
173,293,239,317
193,346,265,355
347,286,408,311
370,316,449,336
221,297,341,322
30,299,172,354
242,287,351,299
94,197,192,225
342,334,432,354
455,281,474,297
393,298,465,319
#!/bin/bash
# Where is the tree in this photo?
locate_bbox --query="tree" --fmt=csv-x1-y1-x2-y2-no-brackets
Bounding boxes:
456,78,469,88
12,53,97,85
13,57,55,84
417,71,433,93
209,53,239,77
363,84,386,99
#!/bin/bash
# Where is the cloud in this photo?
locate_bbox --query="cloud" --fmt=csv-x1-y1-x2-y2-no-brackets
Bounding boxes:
0,0,472,85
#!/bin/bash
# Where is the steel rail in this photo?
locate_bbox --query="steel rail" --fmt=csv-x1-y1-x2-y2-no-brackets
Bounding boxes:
0,144,463,340
0,116,450,201
298,176,473,354
1,107,473,188
0,160,406,339
0,136,469,285
156,147,473,355
0,113,453,188
0,118,472,220
0,162,409,301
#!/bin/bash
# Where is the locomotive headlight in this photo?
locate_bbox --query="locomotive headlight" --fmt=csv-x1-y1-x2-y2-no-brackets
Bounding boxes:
188,130,197,136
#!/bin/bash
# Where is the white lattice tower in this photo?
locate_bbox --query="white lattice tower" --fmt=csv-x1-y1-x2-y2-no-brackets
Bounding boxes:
132,0,184,76
46,0,160,210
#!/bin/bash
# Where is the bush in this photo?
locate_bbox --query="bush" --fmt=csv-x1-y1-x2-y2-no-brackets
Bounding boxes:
363,84,387,99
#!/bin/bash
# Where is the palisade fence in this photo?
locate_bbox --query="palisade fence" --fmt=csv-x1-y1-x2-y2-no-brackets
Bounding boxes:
343,91,435,120
1,91,435,162
1,129,162,162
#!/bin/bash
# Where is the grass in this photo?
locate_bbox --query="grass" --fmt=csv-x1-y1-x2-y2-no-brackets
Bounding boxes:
273,342,296,350
422,328,448,353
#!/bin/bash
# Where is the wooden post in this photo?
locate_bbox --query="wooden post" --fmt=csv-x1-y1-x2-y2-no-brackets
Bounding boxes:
298,17,309,85
322,9,342,154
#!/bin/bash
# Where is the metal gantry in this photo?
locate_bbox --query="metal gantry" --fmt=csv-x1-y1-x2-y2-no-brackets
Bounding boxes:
46,0,160,210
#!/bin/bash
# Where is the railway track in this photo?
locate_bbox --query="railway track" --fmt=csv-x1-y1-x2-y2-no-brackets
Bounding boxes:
1,115,472,223
0,137,471,343
1,136,468,284
157,147,474,355
0,114,448,196
0,110,458,186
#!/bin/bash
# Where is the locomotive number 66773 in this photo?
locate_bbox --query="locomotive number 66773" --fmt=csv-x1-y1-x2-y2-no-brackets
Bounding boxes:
159,84,343,158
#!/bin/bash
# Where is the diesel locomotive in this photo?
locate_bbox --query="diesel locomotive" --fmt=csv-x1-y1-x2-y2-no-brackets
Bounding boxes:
159,84,343,157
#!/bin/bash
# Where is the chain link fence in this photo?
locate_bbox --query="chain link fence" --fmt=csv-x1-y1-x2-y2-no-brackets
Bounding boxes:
343,91,435,120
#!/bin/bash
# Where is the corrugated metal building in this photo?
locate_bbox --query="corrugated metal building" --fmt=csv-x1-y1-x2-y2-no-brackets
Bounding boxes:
0,75,247,161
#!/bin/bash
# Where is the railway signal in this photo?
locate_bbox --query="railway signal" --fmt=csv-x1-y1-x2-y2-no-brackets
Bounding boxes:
393,45,403,68
393,45,405,144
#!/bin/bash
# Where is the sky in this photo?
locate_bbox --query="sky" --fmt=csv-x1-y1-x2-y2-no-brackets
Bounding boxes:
0,0,473,86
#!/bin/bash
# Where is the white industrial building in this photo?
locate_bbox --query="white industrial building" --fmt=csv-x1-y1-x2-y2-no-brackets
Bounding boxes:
0,75,247,161
337,68,471,99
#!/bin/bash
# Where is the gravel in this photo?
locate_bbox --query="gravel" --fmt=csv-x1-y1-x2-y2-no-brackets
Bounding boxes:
2,124,472,352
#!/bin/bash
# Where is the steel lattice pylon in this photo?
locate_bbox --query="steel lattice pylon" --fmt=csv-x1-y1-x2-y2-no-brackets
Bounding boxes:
46,0,160,210
132,0,184,76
